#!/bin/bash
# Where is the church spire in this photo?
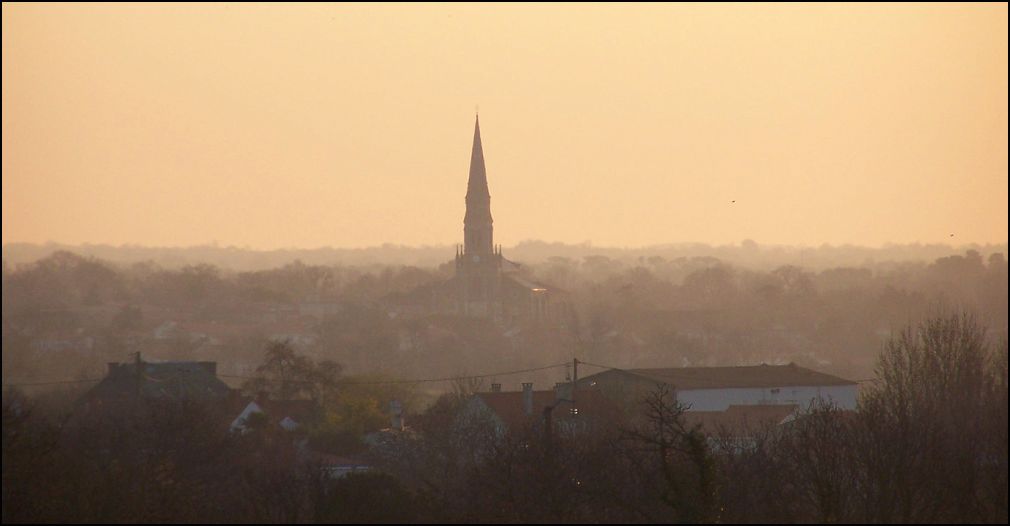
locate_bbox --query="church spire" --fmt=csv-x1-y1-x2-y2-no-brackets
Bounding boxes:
463,113,493,255
466,114,490,200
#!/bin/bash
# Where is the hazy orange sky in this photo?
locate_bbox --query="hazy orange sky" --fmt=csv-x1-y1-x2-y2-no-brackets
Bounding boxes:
3,3,1007,249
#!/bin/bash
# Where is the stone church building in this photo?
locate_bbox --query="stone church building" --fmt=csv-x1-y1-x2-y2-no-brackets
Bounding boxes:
424,116,567,324
383,116,568,324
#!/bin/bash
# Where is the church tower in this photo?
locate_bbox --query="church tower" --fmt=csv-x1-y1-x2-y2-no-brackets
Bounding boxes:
456,115,503,318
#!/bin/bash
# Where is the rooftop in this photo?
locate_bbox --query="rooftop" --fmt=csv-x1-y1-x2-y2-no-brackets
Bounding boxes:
82,360,232,404
586,363,856,390
473,388,619,430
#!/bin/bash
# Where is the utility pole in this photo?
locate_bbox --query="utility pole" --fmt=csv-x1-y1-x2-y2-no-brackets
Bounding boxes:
133,351,143,398
543,404,553,453
543,397,574,453
571,357,579,406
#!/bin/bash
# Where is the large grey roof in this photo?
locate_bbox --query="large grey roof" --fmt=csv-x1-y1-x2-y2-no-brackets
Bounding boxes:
587,364,856,390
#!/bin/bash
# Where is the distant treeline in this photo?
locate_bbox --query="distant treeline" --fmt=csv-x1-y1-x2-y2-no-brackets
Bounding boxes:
4,240,1007,272
2,246,1007,388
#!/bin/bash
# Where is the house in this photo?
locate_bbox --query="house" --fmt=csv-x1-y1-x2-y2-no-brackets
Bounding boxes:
575,363,857,412
73,355,233,424
229,395,317,434
460,382,621,437
79,356,231,406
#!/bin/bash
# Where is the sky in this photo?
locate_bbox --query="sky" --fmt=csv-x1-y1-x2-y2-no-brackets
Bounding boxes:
2,3,1007,250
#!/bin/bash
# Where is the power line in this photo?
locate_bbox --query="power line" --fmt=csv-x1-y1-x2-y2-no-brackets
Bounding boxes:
1,363,876,389
2,363,569,389
575,360,673,384
2,378,102,388
219,362,570,386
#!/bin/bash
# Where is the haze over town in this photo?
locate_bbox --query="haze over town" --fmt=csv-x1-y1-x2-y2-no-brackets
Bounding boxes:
3,3,1007,524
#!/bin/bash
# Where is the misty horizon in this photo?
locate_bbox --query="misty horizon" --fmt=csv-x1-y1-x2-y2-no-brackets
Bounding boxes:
4,239,1007,273
6,237,1009,252
2,4,1007,524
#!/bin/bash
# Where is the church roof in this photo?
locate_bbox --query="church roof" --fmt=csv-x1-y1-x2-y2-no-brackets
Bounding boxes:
504,273,551,292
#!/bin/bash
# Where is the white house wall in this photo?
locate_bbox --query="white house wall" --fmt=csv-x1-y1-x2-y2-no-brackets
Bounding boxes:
677,384,857,411
229,401,263,433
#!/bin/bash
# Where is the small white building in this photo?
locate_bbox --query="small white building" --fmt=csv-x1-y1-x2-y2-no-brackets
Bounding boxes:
229,397,316,434
577,363,858,412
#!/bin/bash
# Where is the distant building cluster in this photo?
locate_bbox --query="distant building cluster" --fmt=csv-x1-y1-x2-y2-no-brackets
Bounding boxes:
388,116,571,325
75,353,857,481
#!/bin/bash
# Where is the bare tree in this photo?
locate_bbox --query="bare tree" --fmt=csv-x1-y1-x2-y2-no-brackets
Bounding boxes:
621,385,719,523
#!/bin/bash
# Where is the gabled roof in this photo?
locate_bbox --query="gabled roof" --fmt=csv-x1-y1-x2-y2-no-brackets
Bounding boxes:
83,361,231,404
230,397,317,432
587,363,855,390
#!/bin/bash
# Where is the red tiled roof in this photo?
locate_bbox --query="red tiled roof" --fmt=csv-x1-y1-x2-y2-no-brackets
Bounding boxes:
474,389,618,430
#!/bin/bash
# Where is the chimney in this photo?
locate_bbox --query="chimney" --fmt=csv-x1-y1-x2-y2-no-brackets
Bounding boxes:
522,382,534,416
490,383,501,393
389,400,404,431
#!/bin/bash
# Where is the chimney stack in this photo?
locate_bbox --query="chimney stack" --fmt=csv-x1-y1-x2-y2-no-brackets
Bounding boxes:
389,400,404,431
490,383,501,393
554,382,568,401
522,382,534,416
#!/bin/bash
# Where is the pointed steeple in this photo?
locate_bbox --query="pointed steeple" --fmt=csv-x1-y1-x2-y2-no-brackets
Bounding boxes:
466,114,490,200
463,113,493,255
